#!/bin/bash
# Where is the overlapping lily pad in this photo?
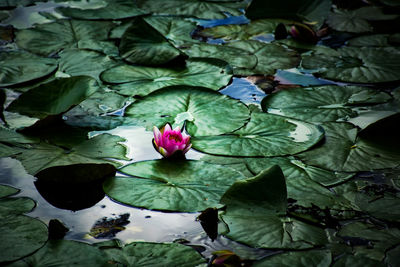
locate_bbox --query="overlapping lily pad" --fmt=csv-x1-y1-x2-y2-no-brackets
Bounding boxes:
261,85,392,123
0,184,18,198
8,240,109,266
124,86,250,136
15,19,115,56
254,250,331,267
58,49,119,81
0,51,57,87
192,109,324,157
347,33,400,47
246,0,332,28
220,166,328,249
104,242,206,266
0,185,48,263
136,0,246,19
183,41,300,75
119,17,182,65
297,122,400,171
13,133,128,175
104,160,246,212
327,6,398,33
301,46,400,83
101,58,233,96
6,76,100,119
56,0,146,20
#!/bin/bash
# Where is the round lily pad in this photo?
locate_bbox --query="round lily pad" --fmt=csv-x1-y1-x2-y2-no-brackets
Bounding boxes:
104,242,206,266
191,109,324,157
124,86,250,136
15,19,115,56
104,160,246,212
301,46,400,83
0,214,48,263
254,250,331,267
261,85,392,123
0,184,18,198
0,51,57,87
101,58,233,96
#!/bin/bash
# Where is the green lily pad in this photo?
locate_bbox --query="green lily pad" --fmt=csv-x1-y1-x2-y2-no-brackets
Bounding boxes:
104,242,206,266
301,46,400,83
297,122,400,171
347,33,400,47
0,214,48,263
104,160,246,212
13,133,128,175
101,58,233,96
124,86,249,136
8,240,109,266
261,85,392,123
0,127,38,144
0,51,57,87
144,16,199,46
0,184,18,198
56,0,146,20
0,197,36,215
192,109,324,157
119,17,182,66
220,166,328,249
7,76,100,119
327,6,398,33
338,222,400,261
183,41,300,75
58,49,119,82
254,250,331,267
246,0,332,28
136,0,246,19
386,246,400,267
198,19,282,42
15,19,115,56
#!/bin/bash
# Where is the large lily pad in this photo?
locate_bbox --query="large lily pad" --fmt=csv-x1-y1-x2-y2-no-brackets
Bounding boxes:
104,242,206,266
13,133,128,175
104,160,246,212
0,196,36,215
6,76,100,119
8,240,109,266
347,33,400,47
56,0,146,20
183,41,300,75
261,85,392,123
0,51,57,87
136,0,246,19
297,122,400,171
124,86,250,136
15,19,115,56
327,6,398,33
119,17,182,66
246,0,332,28
301,46,400,83
101,58,233,96
220,166,328,249
192,109,324,157
57,49,119,82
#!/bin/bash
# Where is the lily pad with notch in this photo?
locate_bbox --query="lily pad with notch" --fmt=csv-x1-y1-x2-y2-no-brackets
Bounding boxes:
124,86,250,137
101,58,233,97
104,159,246,212
192,108,324,157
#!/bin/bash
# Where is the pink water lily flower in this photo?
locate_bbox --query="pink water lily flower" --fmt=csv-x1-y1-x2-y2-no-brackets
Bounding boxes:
153,123,192,158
